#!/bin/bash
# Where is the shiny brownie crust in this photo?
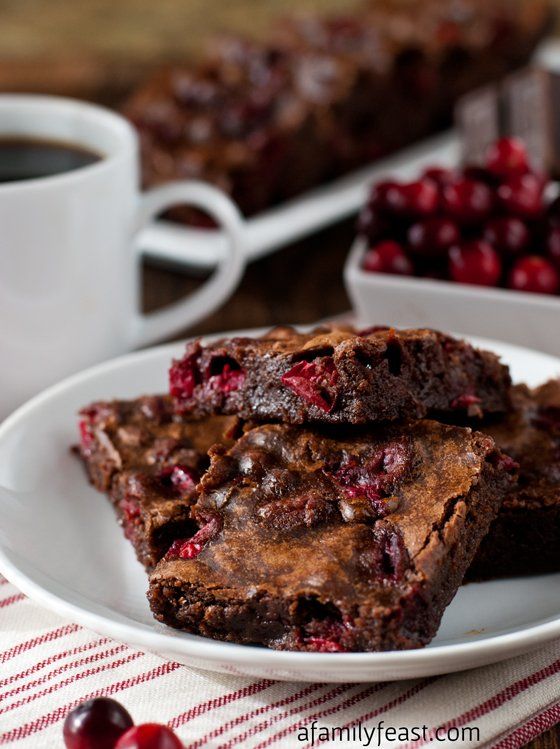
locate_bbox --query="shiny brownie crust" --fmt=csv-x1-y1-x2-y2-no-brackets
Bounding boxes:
77,395,236,569
468,380,560,580
169,326,511,426
149,420,514,652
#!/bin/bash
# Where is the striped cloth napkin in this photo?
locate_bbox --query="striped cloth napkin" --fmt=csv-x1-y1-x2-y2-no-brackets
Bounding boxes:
0,575,559,749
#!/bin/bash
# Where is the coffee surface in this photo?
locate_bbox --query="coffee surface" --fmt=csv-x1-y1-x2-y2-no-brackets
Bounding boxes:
0,138,100,183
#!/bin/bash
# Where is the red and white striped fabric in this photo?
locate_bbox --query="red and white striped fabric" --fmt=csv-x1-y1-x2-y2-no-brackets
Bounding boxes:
0,575,559,748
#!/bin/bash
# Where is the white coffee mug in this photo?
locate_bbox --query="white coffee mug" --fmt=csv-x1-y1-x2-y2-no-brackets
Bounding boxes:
0,94,246,418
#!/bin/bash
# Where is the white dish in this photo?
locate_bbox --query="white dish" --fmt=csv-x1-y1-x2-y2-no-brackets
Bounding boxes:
345,237,560,358
0,330,559,683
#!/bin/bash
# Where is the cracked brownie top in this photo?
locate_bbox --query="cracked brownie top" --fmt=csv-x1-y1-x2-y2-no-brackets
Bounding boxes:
149,419,515,651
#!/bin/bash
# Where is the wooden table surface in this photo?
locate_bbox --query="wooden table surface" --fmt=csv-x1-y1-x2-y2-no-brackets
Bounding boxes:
1,0,559,743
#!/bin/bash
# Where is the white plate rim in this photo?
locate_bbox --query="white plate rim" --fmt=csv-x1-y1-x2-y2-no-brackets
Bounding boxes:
1,332,560,677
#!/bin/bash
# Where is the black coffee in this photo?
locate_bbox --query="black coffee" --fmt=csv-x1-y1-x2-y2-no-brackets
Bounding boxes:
0,137,101,183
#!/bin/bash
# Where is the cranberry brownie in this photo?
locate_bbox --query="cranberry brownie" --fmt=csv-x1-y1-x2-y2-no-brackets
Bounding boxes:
468,380,560,580
149,420,514,651
169,326,511,426
78,395,237,569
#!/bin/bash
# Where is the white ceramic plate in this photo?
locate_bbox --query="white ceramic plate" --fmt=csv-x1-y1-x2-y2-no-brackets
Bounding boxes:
0,330,559,683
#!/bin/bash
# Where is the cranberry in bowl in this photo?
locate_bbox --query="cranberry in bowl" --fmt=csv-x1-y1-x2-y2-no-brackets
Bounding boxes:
344,138,560,356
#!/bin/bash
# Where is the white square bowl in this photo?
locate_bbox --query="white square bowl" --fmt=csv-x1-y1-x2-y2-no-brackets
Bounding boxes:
344,238,560,357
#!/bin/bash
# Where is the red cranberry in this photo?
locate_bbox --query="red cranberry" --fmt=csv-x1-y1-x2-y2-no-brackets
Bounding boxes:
508,256,560,295
356,205,389,241
497,174,544,219
441,179,493,224
169,353,199,401
486,137,529,178
63,697,133,749
115,724,183,749
362,241,413,275
448,240,502,286
407,218,459,257
399,179,439,217
547,195,560,227
546,227,560,269
368,180,403,213
422,166,456,186
483,217,530,256
281,356,339,412
166,514,222,560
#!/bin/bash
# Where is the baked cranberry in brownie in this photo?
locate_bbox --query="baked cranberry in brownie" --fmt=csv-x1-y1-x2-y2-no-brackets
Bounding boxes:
169,325,511,425
149,421,514,651
77,395,237,569
468,380,560,580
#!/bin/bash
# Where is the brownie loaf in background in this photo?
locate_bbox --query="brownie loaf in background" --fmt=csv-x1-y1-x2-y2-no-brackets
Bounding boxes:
123,0,552,219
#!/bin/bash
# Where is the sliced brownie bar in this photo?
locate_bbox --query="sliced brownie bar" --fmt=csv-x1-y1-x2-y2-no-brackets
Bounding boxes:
169,326,511,426
468,380,560,580
77,395,237,569
149,420,514,651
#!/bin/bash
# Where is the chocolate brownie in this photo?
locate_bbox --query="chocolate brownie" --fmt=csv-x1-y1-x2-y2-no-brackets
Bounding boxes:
149,420,514,651
169,326,511,426
468,380,560,580
123,0,551,219
77,395,237,569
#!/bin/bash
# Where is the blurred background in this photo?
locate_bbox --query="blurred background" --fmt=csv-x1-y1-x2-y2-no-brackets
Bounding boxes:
0,0,358,104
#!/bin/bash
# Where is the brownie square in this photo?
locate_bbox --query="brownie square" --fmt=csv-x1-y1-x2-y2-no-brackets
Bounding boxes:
169,326,511,426
149,420,514,651
77,395,237,569
468,380,560,580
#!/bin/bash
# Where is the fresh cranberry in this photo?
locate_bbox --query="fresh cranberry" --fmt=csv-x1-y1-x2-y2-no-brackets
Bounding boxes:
547,195,560,227
483,217,530,256
356,205,389,241
448,240,502,286
63,697,133,749
281,356,339,412
546,227,560,269
399,179,439,217
508,256,560,294
362,241,413,275
407,218,459,257
166,514,222,560
441,179,493,224
497,174,544,218
486,137,529,178
368,180,403,213
115,724,183,749
422,166,456,186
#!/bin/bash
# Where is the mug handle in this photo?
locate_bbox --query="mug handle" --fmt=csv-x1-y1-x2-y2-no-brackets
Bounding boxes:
130,181,246,349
